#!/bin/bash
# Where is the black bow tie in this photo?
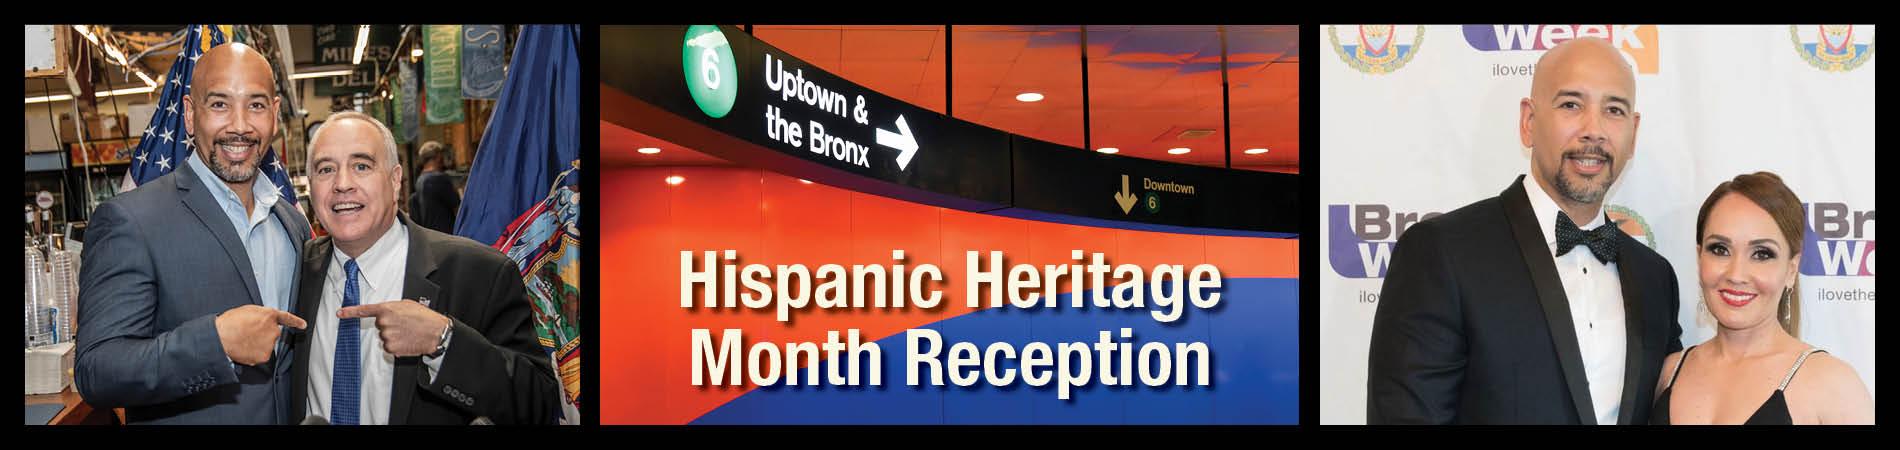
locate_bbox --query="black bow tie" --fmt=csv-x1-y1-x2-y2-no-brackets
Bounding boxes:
1555,210,1620,263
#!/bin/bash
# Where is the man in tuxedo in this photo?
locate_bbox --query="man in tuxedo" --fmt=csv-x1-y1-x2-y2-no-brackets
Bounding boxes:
1366,37,1682,425
287,112,559,425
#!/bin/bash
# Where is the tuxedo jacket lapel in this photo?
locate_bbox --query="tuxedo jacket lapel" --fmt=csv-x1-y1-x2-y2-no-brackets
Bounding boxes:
1500,175,1598,424
1614,235,1649,425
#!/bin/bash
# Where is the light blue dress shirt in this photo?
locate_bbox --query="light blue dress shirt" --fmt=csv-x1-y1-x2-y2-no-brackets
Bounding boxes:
185,154,299,372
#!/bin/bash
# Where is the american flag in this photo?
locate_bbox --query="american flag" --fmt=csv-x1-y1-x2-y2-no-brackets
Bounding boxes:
123,25,296,206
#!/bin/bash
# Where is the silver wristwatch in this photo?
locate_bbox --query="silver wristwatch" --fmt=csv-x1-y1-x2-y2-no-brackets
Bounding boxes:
428,321,453,359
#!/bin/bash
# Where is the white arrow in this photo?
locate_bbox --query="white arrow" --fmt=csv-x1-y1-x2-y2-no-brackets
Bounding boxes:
876,114,920,170
1114,175,1139,214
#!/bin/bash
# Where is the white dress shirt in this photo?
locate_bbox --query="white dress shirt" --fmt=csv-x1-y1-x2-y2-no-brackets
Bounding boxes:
1521,176,1627,425
305,222,445,424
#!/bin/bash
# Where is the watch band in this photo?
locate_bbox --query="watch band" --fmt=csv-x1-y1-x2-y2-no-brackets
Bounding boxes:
428,321,453,359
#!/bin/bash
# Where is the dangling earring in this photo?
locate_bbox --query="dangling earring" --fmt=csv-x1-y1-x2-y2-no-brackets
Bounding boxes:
1781,287,1793,321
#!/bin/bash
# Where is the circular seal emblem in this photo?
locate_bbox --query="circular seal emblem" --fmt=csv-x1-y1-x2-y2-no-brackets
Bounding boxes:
1791,25,1875,73
1606,204,1656,250
1329,25,1426,75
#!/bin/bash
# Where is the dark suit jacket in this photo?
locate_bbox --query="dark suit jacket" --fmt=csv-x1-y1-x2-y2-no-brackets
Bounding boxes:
288,216,559,425
409,171,460,234
75,161,311,424
1366,175,1683,424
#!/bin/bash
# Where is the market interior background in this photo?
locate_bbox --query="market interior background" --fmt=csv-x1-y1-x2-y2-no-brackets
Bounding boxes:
25,25,518,237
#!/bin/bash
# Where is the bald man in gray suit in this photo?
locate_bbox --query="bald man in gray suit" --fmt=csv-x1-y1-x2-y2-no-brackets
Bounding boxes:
76,42,311,424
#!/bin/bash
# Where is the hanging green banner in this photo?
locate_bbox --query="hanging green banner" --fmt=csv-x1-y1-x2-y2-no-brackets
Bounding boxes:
424,25,464,124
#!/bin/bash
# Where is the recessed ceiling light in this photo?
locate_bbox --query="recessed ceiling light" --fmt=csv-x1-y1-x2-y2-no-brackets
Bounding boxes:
1015,92,1044,102
665,175,685,185
1168,147,1192,155
637,147,661,154
1244,148,1269,155
1096,147,1119,154
798,179,812,184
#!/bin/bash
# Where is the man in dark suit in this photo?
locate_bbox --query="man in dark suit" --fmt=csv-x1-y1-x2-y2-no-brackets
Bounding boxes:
75,43,311,424
1366,38,1682,425
288,112,558,425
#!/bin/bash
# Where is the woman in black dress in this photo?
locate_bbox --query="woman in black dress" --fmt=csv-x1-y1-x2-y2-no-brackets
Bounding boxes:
1651,172,1873,425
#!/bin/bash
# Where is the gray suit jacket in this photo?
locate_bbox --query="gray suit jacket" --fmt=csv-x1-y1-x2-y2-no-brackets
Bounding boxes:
75,160,312,424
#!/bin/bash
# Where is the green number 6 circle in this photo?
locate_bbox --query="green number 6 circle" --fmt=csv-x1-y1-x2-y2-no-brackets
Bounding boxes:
682,25,737,119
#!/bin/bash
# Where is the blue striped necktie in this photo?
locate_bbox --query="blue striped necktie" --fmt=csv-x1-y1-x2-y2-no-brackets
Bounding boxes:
333,259,362,425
